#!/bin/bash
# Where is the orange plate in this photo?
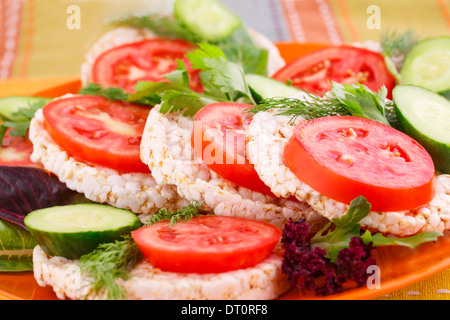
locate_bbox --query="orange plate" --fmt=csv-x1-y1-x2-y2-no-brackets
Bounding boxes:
1,44,449,300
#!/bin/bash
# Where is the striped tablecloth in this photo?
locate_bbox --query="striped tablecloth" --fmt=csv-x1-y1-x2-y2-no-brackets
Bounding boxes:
0,0,450,300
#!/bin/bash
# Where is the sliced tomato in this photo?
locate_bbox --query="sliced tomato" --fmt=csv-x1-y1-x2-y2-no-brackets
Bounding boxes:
273,46,396,98
132,215,281,273
0,129,41,168
43,95,150,173
191,102,274,196
92,38,202,93
284,116,436,212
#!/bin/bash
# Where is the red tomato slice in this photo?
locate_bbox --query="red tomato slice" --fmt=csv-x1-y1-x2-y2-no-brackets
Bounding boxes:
132,215,281,273
43,95,150,173
92,38,202,93
273,46,396,98
0,129,41,168
284,116,436,212
191,102,274,196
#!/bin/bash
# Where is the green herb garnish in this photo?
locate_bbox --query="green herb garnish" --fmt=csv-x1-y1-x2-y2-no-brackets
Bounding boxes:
78,202,205,300
78,83,129,101
380,29,419,83
186,43,256,104
0,98,49,145
245,82,395,126
145,201,205,227
78,234,142,300
310,196,442,263
381,29,419,58
126,43,256,115
112,14,203,43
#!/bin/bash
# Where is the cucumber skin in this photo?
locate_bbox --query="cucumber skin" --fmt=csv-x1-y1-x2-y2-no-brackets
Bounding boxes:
246,74,301,102
394,104,450,174
439,90,450,101
28,219,142,259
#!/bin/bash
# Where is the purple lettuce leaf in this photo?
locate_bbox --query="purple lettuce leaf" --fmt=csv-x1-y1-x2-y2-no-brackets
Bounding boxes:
0,166,90,229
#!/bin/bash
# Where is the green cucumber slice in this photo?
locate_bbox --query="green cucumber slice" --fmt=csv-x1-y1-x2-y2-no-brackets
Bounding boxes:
0,96,51,121
393,85,450,173
400,36,450,93
174,0,242,42
246,74,301,102
24,204,143,259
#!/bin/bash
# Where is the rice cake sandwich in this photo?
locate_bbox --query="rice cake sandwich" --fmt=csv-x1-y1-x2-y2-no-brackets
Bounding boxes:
246,88,450,237
28,203,291,300
29,94,189,221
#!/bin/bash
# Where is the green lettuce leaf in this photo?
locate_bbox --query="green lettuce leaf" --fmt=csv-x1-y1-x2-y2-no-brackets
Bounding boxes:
0,219,36,272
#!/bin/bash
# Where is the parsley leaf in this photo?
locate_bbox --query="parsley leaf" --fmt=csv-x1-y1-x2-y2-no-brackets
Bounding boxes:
127,43,257,116
363,230,442,249
186,43,256,104
311,196,442,263
0,98,50,145
78,83,129,101
332,82,392,127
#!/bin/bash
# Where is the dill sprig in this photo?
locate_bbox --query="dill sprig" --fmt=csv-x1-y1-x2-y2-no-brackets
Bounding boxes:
79,235,142,300
244,92,351,123
111,14,203,43
145,201,205,227
78,202,206,300
380,29,419,58
245,82,396,127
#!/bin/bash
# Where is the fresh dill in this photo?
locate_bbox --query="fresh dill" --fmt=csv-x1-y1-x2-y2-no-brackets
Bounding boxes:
380,29,419,58
78,235,142,300
145,201,205,227
245,82,395,127
112,14,203,43
244,92,351,123
380,29,419,82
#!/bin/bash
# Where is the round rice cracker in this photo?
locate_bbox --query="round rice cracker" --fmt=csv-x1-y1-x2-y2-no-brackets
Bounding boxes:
246,106,450,237
28,106,189,223
140,104,327,230
33,245,291,300
80,26,286,87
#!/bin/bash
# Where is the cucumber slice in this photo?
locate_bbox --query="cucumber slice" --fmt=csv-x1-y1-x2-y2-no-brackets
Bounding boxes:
24,204,143,259
393,85,450,173
246,74,301,102
174,0,242,42
400,36,450,93
0,96,51,121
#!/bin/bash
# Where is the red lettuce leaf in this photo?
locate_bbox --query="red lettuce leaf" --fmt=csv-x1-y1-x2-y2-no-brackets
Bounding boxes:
0,166,89,229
